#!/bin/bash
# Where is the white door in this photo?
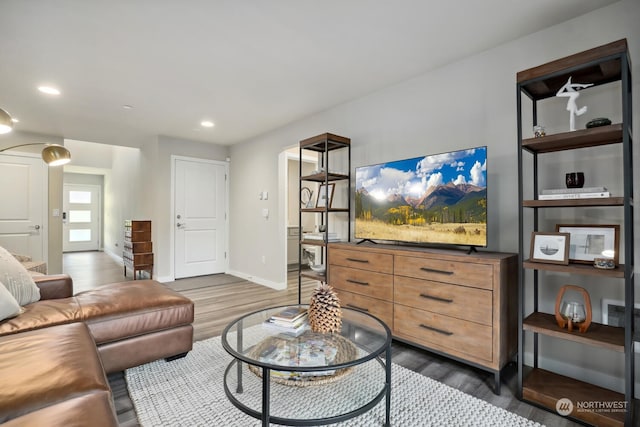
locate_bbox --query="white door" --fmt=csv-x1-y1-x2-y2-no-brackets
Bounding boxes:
174,157,227,279
0,154,46,260
63,184,100,252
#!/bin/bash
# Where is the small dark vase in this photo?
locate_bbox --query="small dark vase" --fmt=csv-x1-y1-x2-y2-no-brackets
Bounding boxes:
565,172,585,188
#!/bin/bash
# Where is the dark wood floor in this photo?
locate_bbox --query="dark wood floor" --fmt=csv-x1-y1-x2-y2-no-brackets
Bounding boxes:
63,251,578,427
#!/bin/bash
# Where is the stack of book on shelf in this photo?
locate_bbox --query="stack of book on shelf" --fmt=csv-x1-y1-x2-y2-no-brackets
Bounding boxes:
304,232,340,242
538,186,609,200
262,307,309,336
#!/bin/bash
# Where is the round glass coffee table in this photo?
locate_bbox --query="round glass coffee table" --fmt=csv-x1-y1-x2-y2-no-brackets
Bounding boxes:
221,305,391,426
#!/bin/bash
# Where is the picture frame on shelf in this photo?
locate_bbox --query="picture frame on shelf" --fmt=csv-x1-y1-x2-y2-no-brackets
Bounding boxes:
555,224,620,265
601,298,640,353
529,232,570,265
316,183,335,208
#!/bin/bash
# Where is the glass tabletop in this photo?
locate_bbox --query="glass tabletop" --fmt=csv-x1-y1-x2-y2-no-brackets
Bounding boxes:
221,305,391,372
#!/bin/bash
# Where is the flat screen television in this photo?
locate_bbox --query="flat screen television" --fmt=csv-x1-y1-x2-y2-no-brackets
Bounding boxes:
355,146,487,248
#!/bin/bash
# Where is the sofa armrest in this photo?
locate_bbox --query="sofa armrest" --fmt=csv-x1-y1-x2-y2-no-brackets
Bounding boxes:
33,274,74,300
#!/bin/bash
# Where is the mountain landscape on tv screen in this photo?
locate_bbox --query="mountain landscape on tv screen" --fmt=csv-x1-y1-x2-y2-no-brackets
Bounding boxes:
355,147,487,246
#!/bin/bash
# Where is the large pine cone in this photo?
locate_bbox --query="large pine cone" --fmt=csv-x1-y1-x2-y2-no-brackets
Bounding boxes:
308,282,342,333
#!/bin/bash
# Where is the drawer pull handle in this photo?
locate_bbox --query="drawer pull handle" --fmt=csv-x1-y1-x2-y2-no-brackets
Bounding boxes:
346,257,370,264
420,267,454,275
419,293,453,303
346,304,369,312
419,324,453,336
347,279,370,286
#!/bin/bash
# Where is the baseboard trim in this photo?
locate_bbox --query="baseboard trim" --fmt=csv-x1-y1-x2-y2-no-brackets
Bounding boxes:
226,269,286,290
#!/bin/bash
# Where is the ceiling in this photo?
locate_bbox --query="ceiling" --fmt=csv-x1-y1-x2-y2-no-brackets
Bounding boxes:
0,0,618,147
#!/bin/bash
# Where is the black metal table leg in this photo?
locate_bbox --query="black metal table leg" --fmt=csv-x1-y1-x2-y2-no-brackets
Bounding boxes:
385,344,391,426
236,321,244,393
262,367,270,427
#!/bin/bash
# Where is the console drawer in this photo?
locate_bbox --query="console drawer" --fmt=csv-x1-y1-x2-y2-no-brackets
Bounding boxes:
329,248,393,274
394,304,492,362
395,255,493,290
394,276,492,326
336,289,393,329
329,265,393,301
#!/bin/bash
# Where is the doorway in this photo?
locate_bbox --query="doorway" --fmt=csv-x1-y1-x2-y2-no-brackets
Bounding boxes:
62,184,101,252
172,156,228,279
282,147,318,274
0,153,47,261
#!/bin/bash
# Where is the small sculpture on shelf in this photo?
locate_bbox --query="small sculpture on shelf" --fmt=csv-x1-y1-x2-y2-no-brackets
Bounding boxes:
554,284,592,333
556,77,594,131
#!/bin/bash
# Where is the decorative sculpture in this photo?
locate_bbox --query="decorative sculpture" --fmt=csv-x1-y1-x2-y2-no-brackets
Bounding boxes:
555,284,592,333
556,77,593,131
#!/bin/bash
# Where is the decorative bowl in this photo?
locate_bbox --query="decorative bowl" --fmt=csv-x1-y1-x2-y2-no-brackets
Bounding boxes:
593,258,616,269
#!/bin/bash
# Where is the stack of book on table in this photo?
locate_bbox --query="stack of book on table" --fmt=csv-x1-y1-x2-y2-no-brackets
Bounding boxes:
304,232,340,242
262,307,309,336
538,186,609,200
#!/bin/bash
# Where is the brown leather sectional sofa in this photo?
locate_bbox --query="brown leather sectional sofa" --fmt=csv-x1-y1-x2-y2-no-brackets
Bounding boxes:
0,274,194,426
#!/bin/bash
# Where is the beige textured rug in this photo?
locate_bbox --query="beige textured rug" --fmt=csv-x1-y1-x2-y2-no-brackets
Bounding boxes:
126,334,544,427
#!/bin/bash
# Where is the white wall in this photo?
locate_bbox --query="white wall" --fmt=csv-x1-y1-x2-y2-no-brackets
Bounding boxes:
229,0,639,393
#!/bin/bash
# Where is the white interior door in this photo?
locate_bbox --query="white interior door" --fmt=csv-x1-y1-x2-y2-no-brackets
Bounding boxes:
63,184,100,252
0,154,46,260
174,157,227,279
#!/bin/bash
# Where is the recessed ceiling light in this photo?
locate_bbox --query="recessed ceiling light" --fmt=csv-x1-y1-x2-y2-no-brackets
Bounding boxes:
122,104,133,110
201,120,215,128
38,86,61,95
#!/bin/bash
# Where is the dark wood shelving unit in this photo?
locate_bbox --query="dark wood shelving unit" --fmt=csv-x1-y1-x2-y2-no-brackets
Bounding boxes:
517,39,635,426
298,133,351,301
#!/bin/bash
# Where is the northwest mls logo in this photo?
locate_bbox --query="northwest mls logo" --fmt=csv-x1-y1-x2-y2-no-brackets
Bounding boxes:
556,398,573,416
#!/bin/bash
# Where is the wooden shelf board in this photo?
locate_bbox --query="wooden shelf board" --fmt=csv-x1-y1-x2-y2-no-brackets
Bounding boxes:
523,197,625,208
301,208,349,213
517,39,627,99
299,270,325,281
299,239,327,247
299,133,350,151
523,312,624,352
300,172,349,182
522,124,623,153
523,259,626,278
523,368,627,427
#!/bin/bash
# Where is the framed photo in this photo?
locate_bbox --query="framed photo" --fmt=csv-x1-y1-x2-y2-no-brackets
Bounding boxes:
529,232,570,264
316,183,335,208
601,298,640,352
555,224,620,265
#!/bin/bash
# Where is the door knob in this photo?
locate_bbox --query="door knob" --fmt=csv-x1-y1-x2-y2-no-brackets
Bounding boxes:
177,222,184,228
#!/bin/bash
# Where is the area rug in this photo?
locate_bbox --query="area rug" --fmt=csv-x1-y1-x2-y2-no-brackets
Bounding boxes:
126,335,543,427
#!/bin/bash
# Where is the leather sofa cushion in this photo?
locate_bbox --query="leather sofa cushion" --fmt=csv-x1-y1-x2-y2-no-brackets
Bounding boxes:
0,280,193,342
0,297,81,336
0,323,111,423
75,280,194,344
1,391,117,427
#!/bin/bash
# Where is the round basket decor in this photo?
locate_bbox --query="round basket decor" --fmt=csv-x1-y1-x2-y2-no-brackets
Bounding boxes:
247,331,357,387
